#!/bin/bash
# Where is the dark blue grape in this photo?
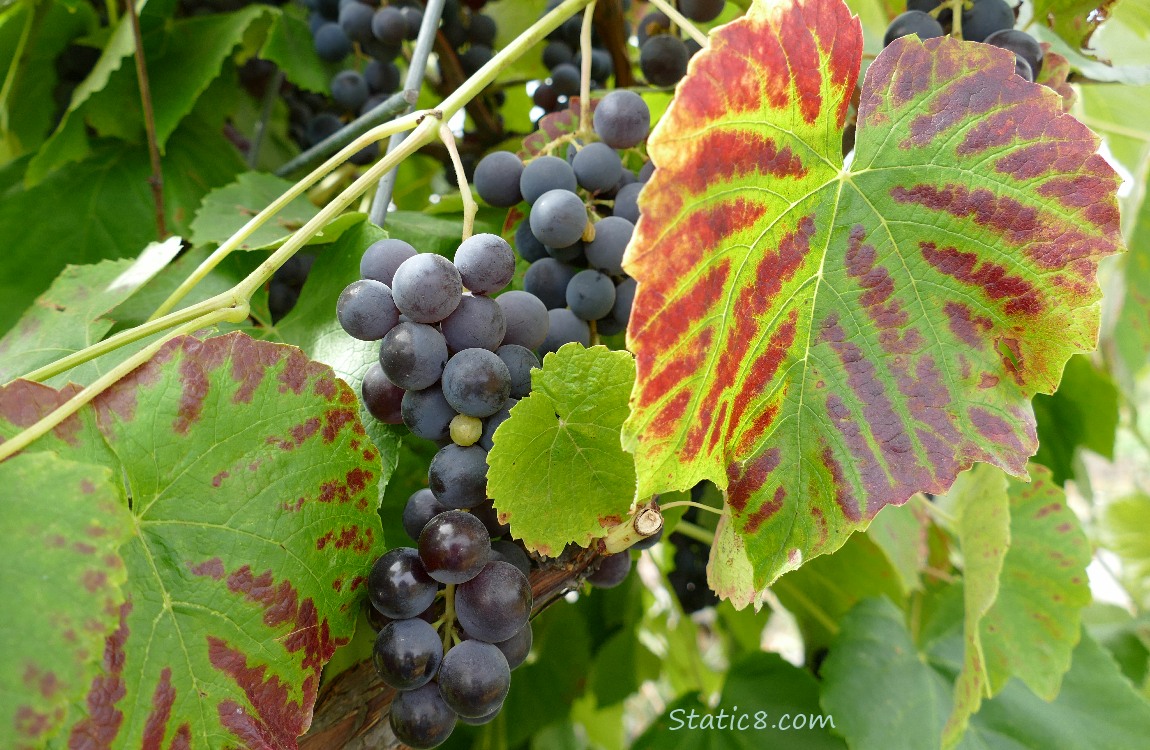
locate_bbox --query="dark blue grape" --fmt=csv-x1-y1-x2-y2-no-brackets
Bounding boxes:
314,23,352,62
441,348,511,418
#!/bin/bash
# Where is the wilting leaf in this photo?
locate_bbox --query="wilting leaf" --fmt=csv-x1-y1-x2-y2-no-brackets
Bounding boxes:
0,333,383,748
0,453,130,748
621,0,1122,600
488,344,636,555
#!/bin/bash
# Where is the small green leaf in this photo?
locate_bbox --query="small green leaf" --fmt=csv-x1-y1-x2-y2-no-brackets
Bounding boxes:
939,465,1011,746
1099,493,1150,610
1032,355,1119,484
1082,603,1150,687
0,452,130,748
587,629,660,707
0,238,181,383
0,333,383,747
488,343,637,555
821,598,952,750
980,466,1092,698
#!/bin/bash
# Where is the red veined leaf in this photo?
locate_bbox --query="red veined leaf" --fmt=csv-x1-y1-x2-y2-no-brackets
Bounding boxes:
622,0,1122,602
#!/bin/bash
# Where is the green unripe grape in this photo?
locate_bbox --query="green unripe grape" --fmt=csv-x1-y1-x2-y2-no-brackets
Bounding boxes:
450,414,483,447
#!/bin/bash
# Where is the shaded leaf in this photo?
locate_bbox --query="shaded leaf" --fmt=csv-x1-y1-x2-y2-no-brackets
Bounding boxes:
1099,493,1150,610
1113,190,1150,391
488,344,637,555
821,597,951,750
622,0,1121,599
1082,603,1150,687
0,333,383,748
260,7,330,94
1,116,245,334
771,531,904,656
634,653,845,750
866,500,931,594
587,628,660,707
939,465,1010,746
1032,354,1119,485
0,238,182,383
520,97,596,158
0,452,130,748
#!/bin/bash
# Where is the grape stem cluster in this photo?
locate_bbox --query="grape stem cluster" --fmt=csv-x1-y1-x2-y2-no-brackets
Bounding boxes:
0,0,597,464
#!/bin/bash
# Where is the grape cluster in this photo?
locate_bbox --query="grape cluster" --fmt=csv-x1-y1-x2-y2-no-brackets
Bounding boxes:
533,0,616,115
471,89,653,351
885,0,1042,82
368,505,533,747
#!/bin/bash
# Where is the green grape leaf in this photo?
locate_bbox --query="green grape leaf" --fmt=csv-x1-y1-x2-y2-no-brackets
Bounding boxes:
488,343,637,555
0,238,181,383
1031,0,1117,49
189,171,363,250
977,466,1091,698
938,465,1010,746
0,333,384,748
622,0,1122,601
1082,603,1150,687
1114,190,1150,391
1,116,244,335
259,7,331,94
0,452,130,748
821,597,953,750
1032,354,1119,484
770,531,904,656
633,653,846,750
1099,494,1150,610
0,0,98,161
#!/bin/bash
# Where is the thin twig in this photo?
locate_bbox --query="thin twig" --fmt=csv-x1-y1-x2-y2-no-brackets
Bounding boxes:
659,499,724,516
593,0,634,88
646,0,709,48
124,0,166,238
672,519,716,545
369,0,447,225
438,123,477,239
579,1,597,134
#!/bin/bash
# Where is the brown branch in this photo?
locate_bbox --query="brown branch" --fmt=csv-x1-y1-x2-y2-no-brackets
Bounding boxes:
302,545,603,749
594,0,634,88
432,31,503,140
124,0,166,238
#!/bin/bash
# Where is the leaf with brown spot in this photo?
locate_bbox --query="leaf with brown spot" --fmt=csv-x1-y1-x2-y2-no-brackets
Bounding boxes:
0,333,383,748
0,453,130,749
621,0,1122,603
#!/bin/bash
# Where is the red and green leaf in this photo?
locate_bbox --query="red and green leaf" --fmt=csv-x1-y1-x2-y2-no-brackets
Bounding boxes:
519,97,596,158
622,0,1122,601
0,453,131,749
0,333,383,748
1037,46,1075,112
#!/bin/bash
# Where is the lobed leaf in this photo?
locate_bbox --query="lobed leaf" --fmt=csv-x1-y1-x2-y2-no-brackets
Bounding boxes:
488,343,637,555
0,453,131,748
0,333,384,748
622,0,1122,600
0,238,182,383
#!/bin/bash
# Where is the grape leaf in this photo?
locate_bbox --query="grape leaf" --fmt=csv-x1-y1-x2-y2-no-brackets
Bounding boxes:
259,7,330,94
519,97,597,158
978,465,1092,698
938,465,1010,746
1099,494,1150,610
1032,354,1118,484
621,0,1122,600
1114,190,1150,391
821,597,953,750
865,500,931,594
189,172,362,250
0,333,384,748
0,452,130,748
633,653,846,750
1036,46,1075,112
0,238,182,383
1031,0,1117,49
488,343,637,555
1,116,245,334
